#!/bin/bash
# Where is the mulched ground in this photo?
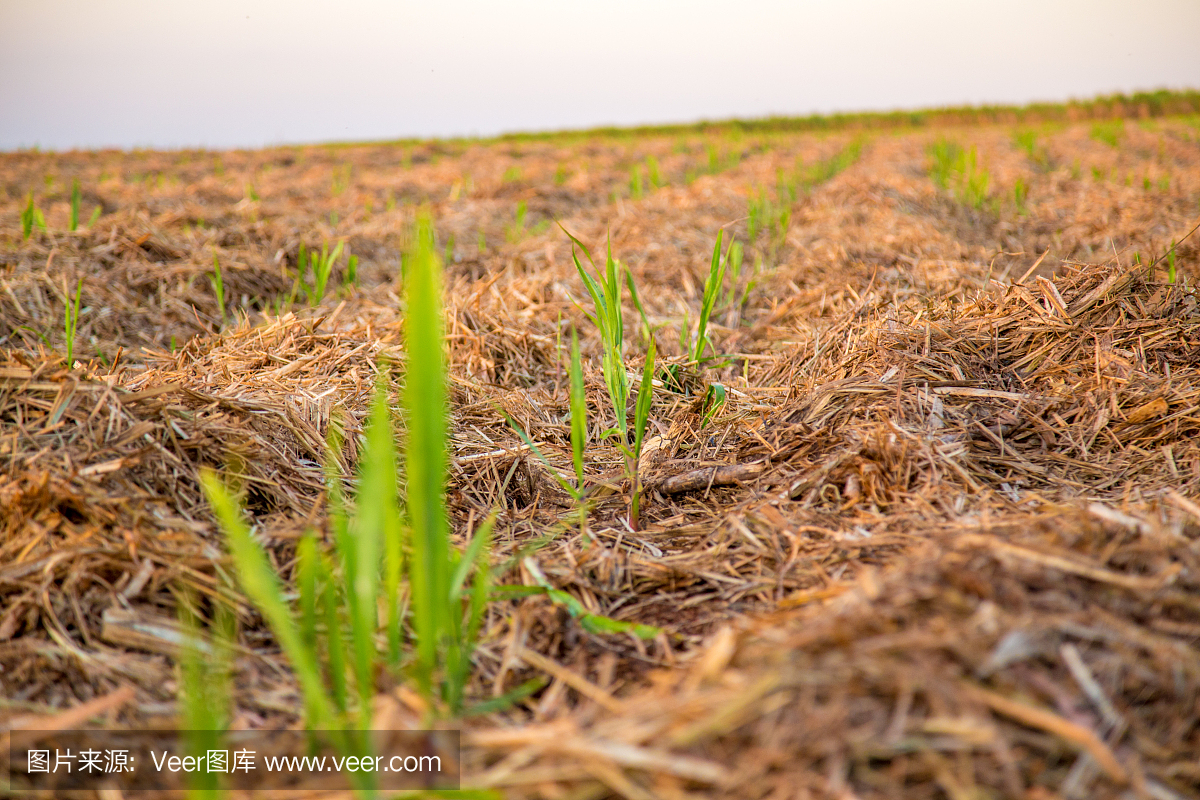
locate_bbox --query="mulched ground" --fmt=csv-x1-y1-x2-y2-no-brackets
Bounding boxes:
3,109,1200,799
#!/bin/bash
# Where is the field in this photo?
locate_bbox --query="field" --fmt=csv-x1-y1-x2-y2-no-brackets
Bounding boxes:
3,96,1200,798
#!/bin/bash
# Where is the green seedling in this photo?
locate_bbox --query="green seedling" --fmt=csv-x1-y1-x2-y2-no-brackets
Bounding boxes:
1167,240,1177,284
331,164,351,195
1013,177,1029,214
506,201,528,242
646,155,663,188
443,234,456,265
177,587,233,797
1090,120,1124,148
568,329,587,496
928,140,990,210
63,277,83,366
566,231,630,442
1014,130,1038,158
563,228,657,529
87,207,101,227
629,337,656,529
21,193,34,239
798,139,863,190
210,252,226,327
554,164,569,185
701,383,727,428
629,164,644,199
463,678,548,718
502,166,522,183
928,139,961,189
406,212,495,711
202,477,373,794
721,241,758,315
203,213,492,735
747,190,765,242
693,230,732,363
294,240,345,307
495,574,661,640
508,327,590,521
69,179,81,232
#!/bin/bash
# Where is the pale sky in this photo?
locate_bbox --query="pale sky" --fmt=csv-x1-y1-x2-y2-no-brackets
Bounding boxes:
3,0,1199,151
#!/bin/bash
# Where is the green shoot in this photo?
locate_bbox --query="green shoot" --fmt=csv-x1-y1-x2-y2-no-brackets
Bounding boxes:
1014,130,1038,158
629,164,644,199
928,140,991,210
21,193,34,239
507,201,528,242
928,139,961,189
701,383,727,428
629,336,656,530
463,677,548,717
293,241,346,307
210,252,226,327
64,277,83,366
1167,240,1177,284
565,230,629,443
568,328,587,495
646,155,663,189
1090,120,1124,148
747,190,765,242
312,241,343,306
693,231,730,363
798,139,863,190
203,217,491,768
495,581,661,639
405,212,450,701
87,206,101,227
69,179,81,232
502,329,591,534
563,227,658,528
202,472,340,732
405,211,494,713
1013,177,1029,214
178,587,233,797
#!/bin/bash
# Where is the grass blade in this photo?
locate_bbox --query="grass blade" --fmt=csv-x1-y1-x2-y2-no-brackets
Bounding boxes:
568,329,587,490
69,179,80,232
693,230,727,363
201,470,337,730
405,212,449,700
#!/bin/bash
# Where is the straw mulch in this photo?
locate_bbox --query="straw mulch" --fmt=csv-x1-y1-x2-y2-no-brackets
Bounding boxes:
2,113,1200,799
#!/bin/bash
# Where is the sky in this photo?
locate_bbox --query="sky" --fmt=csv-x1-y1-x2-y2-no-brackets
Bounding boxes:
3,0,1199,151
